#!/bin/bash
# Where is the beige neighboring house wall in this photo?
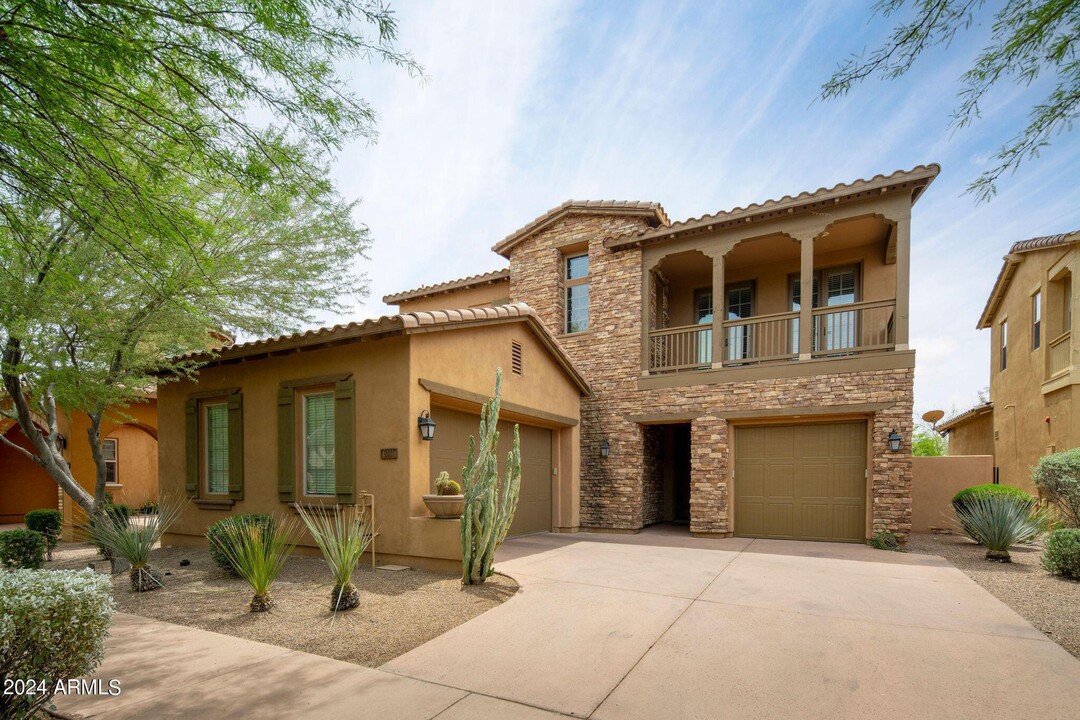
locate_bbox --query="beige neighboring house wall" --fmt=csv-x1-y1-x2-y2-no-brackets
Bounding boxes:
939,403,995,458
388,269,511,313
977,231,1080,493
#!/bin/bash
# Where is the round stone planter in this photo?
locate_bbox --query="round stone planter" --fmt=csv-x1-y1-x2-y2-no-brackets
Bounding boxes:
422,494,465,519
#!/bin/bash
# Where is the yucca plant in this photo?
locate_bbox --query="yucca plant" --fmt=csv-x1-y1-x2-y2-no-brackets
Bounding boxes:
952,494,1056,562
209,514,300,612
295,504,373,611
84,495,187,592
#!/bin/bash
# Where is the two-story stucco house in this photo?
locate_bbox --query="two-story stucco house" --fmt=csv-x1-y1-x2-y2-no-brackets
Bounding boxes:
387,165,939,543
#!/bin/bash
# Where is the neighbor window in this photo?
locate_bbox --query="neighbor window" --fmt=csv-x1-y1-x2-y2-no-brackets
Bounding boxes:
1032,291,1042,349
303,391,336,496
564,252,590,333
1000,320,1008,371
102,438,118,484
204,402,230,494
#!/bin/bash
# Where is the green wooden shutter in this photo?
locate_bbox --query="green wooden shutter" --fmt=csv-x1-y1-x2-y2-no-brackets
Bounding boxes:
184,398,199,498
227,393,244,500
334,379,355,505
277,387,295,503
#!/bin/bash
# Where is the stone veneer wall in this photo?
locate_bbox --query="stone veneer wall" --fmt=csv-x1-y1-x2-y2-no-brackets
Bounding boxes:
641,425,665,526
508,212,914,540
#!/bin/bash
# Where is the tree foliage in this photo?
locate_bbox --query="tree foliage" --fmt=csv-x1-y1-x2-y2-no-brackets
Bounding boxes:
912,420,948,456
823,0,1080,201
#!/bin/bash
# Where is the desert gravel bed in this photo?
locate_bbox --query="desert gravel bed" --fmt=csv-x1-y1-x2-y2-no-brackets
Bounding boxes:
908,532,1080,658
48,542,517,667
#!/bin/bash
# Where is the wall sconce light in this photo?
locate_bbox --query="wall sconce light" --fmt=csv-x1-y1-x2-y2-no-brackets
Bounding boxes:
887,429,902,453
600,439,610,458
417,411,436,441
55,433,67,451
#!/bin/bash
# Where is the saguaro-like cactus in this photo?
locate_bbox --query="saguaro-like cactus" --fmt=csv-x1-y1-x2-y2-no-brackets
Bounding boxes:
460,369,521,585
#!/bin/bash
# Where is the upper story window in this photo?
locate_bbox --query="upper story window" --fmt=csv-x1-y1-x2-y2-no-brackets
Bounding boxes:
204,402,230,494
1000,319,1008,371
1032,290,1042,349
303,390,336,497
102,438,118,484
565,253,590,334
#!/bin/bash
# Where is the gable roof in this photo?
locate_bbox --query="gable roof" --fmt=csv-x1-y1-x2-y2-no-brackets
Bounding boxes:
173,303,589,395
382,268,510,305
937,402,993,435
977,230,1080,329
492,200,669,258
603,164,940,250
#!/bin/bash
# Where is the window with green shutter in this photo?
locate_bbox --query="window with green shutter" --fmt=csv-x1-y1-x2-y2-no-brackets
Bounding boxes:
303,392,335,496
204,403,229,494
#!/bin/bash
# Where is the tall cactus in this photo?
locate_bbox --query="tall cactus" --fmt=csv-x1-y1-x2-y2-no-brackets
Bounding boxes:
460,369,521,585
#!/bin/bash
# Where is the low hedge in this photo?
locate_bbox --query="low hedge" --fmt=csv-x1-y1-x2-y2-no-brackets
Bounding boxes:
1042,528,1080,579
0,570,114,719
0,529,46,570
206,514,276,575
952,484,1033,542
25,509,62,560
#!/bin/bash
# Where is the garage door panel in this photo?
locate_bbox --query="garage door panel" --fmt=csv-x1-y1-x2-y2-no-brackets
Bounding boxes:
735,422,866,543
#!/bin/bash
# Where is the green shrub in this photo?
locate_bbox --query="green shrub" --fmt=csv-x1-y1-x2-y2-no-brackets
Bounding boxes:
107,503,133,520
24,509,62,560
952,494,1055,561
1042,528,1080,579
206,514,276,575
0,569,114,720
952,484,1033,541
208,514,299,612
868,529,905,552
0,529,46,569
141,501,159,515
1032,448,1080,527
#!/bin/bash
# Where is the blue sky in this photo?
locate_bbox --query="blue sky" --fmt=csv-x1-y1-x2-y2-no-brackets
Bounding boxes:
330,0,1080,418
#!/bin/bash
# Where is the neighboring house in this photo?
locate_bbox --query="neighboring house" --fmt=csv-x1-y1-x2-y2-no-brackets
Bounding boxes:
386,165,938,543
937,402,994,458
0,399,158,529
158,305,586,571
960,230,1080,493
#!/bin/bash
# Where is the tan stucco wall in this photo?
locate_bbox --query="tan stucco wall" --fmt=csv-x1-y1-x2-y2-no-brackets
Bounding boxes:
986,246,1080,492
910,455,994,533
0,426,59,523
946,412,995,457
102,424,159,510
395,281,510,313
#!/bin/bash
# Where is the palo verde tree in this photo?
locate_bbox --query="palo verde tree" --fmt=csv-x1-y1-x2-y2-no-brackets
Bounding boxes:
822,0,1080,201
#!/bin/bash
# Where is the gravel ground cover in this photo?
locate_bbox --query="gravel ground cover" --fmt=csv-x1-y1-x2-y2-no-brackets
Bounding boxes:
908,532,1080,658
47,542,517,667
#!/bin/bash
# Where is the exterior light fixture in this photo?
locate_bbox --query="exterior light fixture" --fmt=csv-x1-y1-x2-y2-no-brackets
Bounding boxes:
887,429,902,453
600,439,610,458
55,433,67,451
417,411,436,441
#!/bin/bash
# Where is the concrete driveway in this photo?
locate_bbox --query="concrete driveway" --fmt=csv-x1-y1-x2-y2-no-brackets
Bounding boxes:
384,528,1080,719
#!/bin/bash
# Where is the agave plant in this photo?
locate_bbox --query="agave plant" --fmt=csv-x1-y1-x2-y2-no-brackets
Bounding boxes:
295,504,373,611
952,494,1056,562
85,495,187,591
209,514,300,612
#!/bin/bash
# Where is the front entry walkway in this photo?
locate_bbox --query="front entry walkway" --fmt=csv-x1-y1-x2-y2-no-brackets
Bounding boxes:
56,528,1080,719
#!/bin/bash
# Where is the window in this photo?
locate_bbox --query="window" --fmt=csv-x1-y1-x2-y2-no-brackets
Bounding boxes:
1033,290,1042,349
303,392,335,496
725,283,754,361
102,438,118,484
204,402,229,494
1000,320,1008,371
564,253,589,333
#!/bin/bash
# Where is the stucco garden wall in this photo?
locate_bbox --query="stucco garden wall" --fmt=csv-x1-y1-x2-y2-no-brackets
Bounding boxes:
910,455,994,533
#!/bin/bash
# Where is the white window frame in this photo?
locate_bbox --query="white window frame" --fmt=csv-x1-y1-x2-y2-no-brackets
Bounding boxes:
102,438,119,485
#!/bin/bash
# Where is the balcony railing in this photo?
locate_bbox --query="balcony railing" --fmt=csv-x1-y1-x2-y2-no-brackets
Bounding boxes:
647,299,896,373
1049,330,1071,377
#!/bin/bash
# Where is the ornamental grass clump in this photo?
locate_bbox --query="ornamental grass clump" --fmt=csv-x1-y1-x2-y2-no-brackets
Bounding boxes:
84,495,186,591
209,514,299,612
951,484,1034,542
952,494,1056,562
206,514,276,575
295,505,373,611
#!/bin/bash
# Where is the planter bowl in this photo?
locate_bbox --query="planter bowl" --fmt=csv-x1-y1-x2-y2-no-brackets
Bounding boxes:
423,494,465,519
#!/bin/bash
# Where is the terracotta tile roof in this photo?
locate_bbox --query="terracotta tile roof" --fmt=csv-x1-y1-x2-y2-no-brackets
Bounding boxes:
604,164,941,249
492,200,669,257
977,229,1079,329
382,268,510,305
172,303,589,394
937,402,993,434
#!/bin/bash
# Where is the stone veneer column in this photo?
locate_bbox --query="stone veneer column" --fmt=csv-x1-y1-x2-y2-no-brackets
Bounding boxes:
689,414,729,535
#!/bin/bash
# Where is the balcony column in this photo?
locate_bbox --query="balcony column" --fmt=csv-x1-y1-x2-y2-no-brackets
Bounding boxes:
710,251,725,368
893,214,911,350
799,233,814,360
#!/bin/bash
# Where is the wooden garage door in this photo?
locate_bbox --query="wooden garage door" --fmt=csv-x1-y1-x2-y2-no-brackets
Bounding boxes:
430,408,552,536
734,422,866,542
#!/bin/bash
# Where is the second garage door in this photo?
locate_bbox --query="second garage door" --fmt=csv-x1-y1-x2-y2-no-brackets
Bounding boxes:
734,422,867,542
430,407,552,536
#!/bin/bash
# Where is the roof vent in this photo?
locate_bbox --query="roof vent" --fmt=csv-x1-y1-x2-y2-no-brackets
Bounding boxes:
511,341,523,375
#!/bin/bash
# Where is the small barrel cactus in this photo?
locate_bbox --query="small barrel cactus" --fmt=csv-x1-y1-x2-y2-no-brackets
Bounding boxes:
434,472,462,496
